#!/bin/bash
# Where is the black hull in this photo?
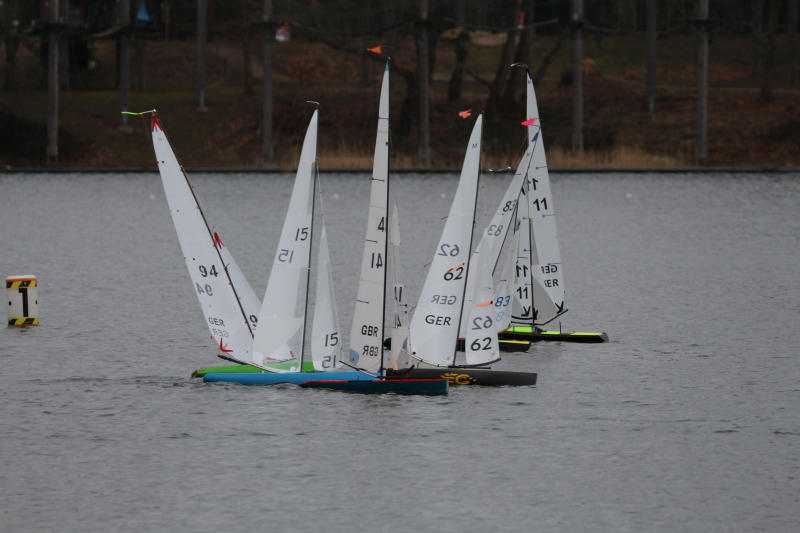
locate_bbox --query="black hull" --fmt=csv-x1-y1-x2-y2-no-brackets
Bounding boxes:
386,367,537,386
383,337,531,352
499,330,609,344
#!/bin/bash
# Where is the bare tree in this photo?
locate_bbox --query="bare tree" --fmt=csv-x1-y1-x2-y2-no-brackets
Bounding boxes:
571,0,583,152
696,0,709,165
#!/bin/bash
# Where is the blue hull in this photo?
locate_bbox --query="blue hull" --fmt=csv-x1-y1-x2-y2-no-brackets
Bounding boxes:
202,371,370,385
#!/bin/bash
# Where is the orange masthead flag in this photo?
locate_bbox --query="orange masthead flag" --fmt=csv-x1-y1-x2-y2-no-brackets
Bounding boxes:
458,109,472,119
367,45,383,54
521,117,536,126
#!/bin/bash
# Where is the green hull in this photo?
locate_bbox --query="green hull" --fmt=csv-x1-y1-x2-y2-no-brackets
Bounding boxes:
500,326,608,343
191,361,317,378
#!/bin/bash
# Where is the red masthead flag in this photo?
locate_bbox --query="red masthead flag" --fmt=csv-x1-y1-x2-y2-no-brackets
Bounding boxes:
458,109,472,119
521,117,537,126
367,45,383,54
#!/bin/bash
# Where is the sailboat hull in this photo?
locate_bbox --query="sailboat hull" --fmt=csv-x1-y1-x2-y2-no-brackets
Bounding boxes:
191,362,317,378
299,378,449,395
382,337,530,353
385,368,537,386
203,371,369,385
500,326,608,343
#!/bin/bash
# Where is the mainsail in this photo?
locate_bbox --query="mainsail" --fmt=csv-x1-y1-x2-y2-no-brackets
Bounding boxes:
350,62,390,374
409,114,483,367
250,111,318,371
151,114,255,362
515,70,566,326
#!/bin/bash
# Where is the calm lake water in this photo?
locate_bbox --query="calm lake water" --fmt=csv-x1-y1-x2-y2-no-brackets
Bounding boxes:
1,171,799,532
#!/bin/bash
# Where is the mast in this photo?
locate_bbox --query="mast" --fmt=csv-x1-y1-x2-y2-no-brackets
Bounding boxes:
299,159,319,371
452,115,483,367
379,61,391,375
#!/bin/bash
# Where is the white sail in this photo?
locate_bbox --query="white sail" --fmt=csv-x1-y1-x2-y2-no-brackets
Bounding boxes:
492,233,516,332
512,184,533,323
460,138,535,336
523,71,566,325
464,239,500,366
249,111,318,371
212,230,261,332
311,225,342,371
389,204,411,370
409,115,483,367
151,114,254,361
350,63,390,374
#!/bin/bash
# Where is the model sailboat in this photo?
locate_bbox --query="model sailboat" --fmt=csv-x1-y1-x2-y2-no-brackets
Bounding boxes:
151,111,260,364
202,110,370,385
385,114,536,386
299,61,448,394
500,65,608,343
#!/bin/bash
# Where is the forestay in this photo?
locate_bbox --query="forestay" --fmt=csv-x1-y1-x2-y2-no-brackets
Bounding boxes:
350,64,390,374
249,111,318,371
311,226,342,370
151,114,254,362
409,115,483,367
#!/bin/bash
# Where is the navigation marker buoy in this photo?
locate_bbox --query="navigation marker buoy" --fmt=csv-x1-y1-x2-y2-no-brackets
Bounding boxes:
6,275,39,326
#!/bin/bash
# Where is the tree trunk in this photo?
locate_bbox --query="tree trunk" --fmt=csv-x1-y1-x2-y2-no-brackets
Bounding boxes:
447,30,469,101
46,0,59,162
261,0,274,161
417,0,430,165
197,0,207,108
646,0,657,113
502,0,534,113
571,0,583,152
787,0,798,87
752,0,764,75
759,0,780,101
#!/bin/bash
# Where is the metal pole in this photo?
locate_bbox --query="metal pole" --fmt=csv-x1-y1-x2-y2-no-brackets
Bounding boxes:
789,0,798,87
197,0,207,108
696,0,709,166
571,0,583,152
418,0,431,165
120,0,130,125
261,0,274,161
646,0,657,114
46,0,60,161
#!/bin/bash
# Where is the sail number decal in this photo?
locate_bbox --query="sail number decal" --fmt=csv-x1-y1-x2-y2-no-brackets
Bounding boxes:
196,282,213,296
471,316,492,330
443,265,464,281
424,314,452,326
502,200,517,213
438,243,460,256
430,294,457,305
370,252,383,269
494,296,510,307
324,332,339,346
320,354,339,369
532,197,548,211
278,248,294,263
295,227,309,241
486,224,503,237
198,264,219,277
360,325,380,337
470,337,492,350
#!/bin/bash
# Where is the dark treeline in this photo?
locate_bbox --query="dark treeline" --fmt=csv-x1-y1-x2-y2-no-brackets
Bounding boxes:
0,0,798,165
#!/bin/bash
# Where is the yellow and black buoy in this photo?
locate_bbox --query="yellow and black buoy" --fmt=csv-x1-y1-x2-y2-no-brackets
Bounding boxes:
6,275,39,327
